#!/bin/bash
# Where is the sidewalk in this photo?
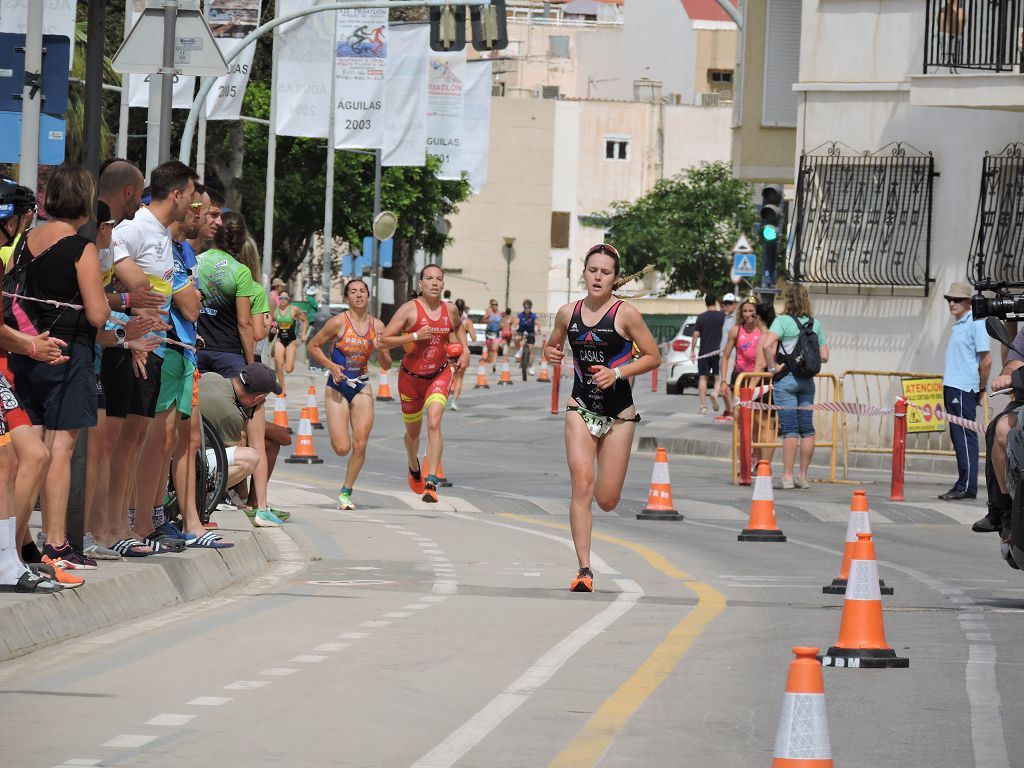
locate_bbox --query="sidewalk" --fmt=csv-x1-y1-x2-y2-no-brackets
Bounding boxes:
0,510,291,664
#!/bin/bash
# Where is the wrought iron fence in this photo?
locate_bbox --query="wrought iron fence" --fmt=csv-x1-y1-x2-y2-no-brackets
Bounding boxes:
792,142,935,292
924,0,1022,72
969,143,1024,283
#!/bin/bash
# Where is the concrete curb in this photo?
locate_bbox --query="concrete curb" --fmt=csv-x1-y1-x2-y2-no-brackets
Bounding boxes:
0,509,280,663
636,434,963,477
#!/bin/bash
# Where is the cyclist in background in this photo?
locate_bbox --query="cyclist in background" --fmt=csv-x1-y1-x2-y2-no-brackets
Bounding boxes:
514,299,538,378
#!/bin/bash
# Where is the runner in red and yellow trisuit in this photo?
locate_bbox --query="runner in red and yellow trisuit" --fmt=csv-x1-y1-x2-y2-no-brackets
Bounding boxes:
380,265,469,503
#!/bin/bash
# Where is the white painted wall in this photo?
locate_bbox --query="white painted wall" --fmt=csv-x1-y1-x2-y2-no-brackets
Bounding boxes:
794,0,1024,377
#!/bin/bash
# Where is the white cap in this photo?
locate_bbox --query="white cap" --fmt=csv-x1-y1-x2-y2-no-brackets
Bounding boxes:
722,292,737,303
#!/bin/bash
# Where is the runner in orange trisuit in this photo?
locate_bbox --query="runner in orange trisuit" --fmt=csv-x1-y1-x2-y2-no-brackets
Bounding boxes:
380,266,469,503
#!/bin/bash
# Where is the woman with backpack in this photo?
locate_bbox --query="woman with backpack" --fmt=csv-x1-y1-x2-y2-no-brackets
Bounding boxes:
760,283,829,489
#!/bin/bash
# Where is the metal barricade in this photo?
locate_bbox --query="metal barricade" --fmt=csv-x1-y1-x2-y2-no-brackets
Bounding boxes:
837,370,991,479
731,371,841,485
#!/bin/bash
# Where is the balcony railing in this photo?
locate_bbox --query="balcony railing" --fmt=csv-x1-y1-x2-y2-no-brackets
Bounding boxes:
969,143,1024,283
923,0,1023,73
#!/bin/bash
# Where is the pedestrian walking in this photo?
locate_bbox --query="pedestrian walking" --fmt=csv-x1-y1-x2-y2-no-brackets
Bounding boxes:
307,278,390,510
690,295,725,415
715,292,737,422
544,244,660,592
760,283,829,489
939,281,991,501
720,297,761,400
448,298,476,411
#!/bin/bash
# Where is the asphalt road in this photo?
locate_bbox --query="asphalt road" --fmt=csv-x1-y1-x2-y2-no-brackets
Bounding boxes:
2,372,1021,767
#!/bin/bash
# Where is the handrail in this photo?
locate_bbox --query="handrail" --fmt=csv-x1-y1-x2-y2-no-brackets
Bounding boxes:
923,0,1023,73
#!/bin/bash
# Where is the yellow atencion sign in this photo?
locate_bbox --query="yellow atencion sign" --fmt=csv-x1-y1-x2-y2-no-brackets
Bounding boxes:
902,377,945,433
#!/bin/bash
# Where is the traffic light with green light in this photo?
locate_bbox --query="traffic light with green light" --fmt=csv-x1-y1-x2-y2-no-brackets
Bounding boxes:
758,185,784,288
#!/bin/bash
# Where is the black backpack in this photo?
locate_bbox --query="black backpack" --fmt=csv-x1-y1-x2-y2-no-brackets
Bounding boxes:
778,315,821,378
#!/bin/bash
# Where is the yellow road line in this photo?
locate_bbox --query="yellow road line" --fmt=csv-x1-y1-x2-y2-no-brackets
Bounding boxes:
501,513,727,768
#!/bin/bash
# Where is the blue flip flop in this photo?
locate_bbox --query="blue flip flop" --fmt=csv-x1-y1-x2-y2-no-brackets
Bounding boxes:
187,531,234,549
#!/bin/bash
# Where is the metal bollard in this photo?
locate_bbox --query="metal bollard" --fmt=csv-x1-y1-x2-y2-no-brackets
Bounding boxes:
651,366,658,393
737,386,754,486
890,397,907,501
66,430,88,550
551,364,561,414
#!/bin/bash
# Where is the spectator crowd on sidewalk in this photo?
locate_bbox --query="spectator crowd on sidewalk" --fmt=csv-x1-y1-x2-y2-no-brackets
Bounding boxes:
0,159,293,595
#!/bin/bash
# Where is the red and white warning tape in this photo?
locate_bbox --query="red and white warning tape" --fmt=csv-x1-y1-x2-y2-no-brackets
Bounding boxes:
734,397,988,435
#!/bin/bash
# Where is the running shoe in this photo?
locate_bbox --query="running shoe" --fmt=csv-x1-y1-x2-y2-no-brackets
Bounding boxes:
83,532,122,561
253,508,284,527
40,556,84,588
421,482,439,504
709,396,720,412
267,507,291,522
570,567,594,593
450,400,459,412
528,367,535,376
337,491,356,510
42,541,98,570
408,461,426,495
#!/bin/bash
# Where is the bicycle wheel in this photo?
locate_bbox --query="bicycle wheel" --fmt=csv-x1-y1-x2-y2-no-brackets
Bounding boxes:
521,343,531,381
201,416,229,522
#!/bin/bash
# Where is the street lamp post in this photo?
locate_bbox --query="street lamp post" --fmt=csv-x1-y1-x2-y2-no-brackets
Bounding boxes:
502,236,515,310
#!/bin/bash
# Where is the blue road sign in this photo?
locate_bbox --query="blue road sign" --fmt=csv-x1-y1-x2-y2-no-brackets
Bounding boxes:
0,111,65,165
0,33,71,114
362,237,393,269
732,251,756,277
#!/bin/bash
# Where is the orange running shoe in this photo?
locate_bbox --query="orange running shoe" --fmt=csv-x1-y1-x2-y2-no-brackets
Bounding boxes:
41,556,85,588
570,567,594,593
421,482,438,504
408,460,426,495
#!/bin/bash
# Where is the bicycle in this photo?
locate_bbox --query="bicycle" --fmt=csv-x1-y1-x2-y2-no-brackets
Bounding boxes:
165,415,229,527
519,333,534,381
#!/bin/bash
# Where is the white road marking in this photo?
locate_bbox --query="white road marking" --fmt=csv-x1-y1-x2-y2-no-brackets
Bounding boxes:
224,680,270,690
260,668,299,676
409,578,642,768
421,595,448,602
384,612,413,618
146,714,196,727
187,696,232,706
59,760,102,766
337,632,370,639
314,643,351,652
402,604,431,610
432,582,458,595
423,549,444,555
102,735,156,749
396,530,417,536
383,524,404,529
360,620,392,628
291,655,328,663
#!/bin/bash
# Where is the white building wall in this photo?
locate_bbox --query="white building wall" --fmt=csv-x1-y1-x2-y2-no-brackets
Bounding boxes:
794,0,1024,376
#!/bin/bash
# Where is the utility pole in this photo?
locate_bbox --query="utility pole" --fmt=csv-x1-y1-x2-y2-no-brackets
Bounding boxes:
83,1,106,176
17,1,43,191
322,9,339,305
261,31,280,291
158,0,179,163
369,148,383,317
117,0,132,158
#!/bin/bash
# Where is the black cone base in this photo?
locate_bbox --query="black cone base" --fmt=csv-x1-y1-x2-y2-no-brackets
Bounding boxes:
438,479,452,487
377,395,394,401
636,508,684,521
819,647,909,668
474,384,490,389
286,456,324,464
738,528,787,542
497,381,513,386
312,423,324,430
822,578,893,595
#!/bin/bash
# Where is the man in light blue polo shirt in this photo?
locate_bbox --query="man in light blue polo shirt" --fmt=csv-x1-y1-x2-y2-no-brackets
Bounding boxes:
941,282,991,501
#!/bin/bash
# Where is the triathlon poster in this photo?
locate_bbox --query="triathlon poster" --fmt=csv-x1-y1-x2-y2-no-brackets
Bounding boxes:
425,50,466,180
274,0,331,139
333,7,387,149
126,0,195,109
0,0,76,66
461,60,492,191
205,0,263,120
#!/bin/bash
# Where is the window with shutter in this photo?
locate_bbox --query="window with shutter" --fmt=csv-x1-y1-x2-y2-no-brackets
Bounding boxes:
551,212,571,249
761,0,801,128
549,36,570,58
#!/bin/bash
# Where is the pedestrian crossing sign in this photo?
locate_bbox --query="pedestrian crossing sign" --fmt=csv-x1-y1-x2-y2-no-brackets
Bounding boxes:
732,252,756,277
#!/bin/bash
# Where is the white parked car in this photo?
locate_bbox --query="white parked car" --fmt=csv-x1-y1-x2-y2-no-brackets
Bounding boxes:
665,315,700,394
467,310,487,355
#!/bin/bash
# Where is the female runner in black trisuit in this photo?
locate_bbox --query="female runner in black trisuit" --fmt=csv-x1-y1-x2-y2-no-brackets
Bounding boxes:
544,244,660,592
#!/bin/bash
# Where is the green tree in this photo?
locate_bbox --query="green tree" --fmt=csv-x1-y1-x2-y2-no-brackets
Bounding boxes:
602,161,756,297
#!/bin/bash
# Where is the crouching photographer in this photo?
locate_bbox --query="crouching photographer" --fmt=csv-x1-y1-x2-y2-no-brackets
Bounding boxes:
972,285,1024,569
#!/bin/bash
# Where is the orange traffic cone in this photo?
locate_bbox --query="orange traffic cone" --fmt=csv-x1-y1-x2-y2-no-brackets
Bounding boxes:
537,357,550,382
738,460,786,542
497,356,513,386
771,647,833,767
377,370,394,401
819,532,909,668
272,394,291,433
474,361,490,389
636,447,683,521
823,490,893,595
285,407,324,464
436,459,452,488
306,385,323,430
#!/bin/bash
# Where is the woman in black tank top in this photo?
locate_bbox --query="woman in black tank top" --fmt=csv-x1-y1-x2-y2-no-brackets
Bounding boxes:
544,244,661,592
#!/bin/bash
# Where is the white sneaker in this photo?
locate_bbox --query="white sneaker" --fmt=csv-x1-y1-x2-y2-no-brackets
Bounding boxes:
514,352,522,361
528,367,535,376
450,400,459,411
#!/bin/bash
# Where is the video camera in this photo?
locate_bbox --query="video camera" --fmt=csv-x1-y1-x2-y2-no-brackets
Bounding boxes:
972,281,1024,319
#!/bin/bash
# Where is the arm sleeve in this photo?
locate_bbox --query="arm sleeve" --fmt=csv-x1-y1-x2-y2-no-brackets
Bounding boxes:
815,319,827,346
110,227,136,264
1008,330,1024,364
237,273,268,315
973,319,991,353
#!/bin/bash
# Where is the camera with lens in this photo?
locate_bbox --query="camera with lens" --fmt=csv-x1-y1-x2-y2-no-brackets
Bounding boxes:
972,281,1024,319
